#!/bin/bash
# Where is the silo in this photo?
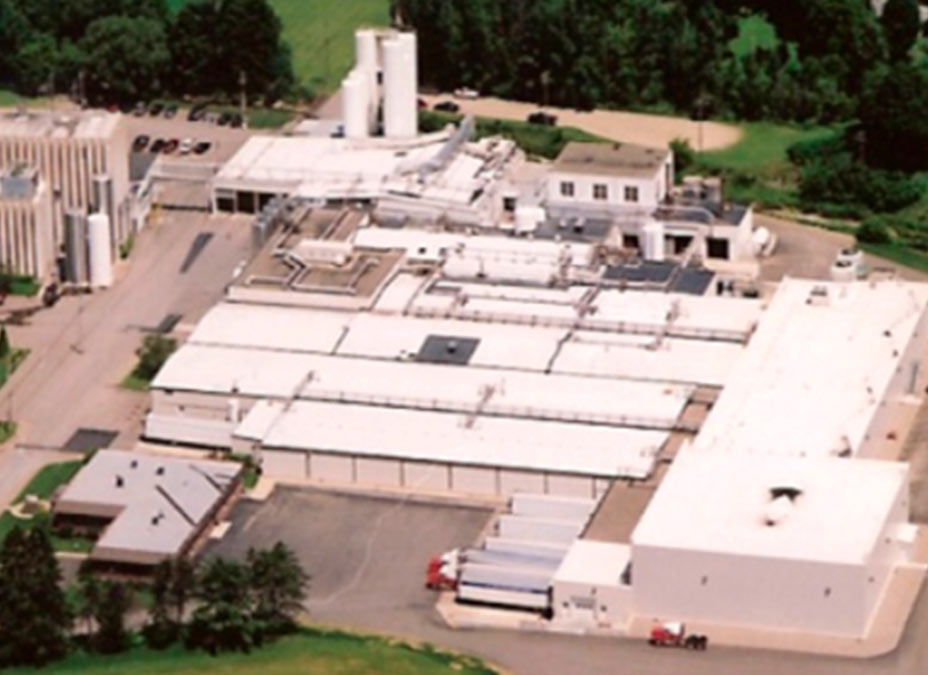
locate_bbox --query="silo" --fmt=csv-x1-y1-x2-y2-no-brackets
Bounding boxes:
641,220,665,262
92,174,116,255
342,69,370,139
87,212,113,288
63,209,88,283
383,33,417,138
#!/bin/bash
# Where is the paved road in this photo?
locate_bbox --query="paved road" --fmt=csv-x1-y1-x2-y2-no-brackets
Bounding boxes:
0,210,252,456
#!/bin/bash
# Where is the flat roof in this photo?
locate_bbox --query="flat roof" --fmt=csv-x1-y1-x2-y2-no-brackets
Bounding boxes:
55,450,240,558
0,109,122,140
554,540,630,586
552,141,669,179
632,449,908,564
693,279,928,457
254,400,665,478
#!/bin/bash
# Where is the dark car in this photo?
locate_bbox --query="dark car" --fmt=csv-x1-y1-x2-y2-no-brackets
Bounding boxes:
417,98,427,109
161,138,179,154
148,101,164,116
527,111,557,126
216,111,232,126
132,101,147,116
132,134,150,152
188,104,207,122
433,100,460,113
229,112,243,128
193,141,212,155
163,103,179,119
149,138,167,153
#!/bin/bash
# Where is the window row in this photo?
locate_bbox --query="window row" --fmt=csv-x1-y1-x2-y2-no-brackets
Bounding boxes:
559,181,638,203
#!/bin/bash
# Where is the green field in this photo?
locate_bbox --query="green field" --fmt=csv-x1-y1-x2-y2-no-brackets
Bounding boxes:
3,629,497,675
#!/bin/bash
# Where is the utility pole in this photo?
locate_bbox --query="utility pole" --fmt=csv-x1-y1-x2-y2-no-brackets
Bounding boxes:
239,69,248,129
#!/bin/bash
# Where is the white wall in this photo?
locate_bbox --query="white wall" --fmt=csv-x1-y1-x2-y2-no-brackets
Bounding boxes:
261,449,307,480
546,168,663,215
554,579,633,629
632,546,871,635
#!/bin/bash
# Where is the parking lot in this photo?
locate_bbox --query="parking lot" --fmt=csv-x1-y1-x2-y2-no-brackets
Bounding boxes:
126,108,252,165
204,486,494,636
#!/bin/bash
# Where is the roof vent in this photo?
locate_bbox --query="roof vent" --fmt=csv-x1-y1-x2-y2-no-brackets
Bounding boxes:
764,485,802,527
156,466,165,476
130,459,138,469
151,511,164,526
115,475,124,488
447,340,458,354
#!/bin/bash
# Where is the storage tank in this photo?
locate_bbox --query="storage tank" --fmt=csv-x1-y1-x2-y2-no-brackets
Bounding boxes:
93,174,116,258
63,209,88,284
382,32,417,138
641,220,665,262
87,212,113,288
342,69,370,139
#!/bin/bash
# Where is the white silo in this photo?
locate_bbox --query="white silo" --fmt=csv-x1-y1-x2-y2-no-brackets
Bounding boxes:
641,220,665,262
383,32,418,138
342,69,370,139
355,29,379,121
87,212,113,288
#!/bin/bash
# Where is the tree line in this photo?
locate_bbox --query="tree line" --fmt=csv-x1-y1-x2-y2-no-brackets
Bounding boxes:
0,0,294,106
0,526,309,667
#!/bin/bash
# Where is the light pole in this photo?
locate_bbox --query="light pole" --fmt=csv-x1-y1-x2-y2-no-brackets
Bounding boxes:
239,69,248,129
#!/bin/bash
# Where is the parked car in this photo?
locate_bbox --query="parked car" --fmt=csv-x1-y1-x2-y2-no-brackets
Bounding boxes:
216,111,232,126
149,138,166,153
132,134,150,152
148,101,164,116
229,112,243,128
179,138,194,154
188,104,207,122
41,283,59,308
163,103,179,119
132,101,147,117
417,98,428,109
161,138,179,154
453,87,479,99
527,111,557,126
193,141,212,155
434,100,460,113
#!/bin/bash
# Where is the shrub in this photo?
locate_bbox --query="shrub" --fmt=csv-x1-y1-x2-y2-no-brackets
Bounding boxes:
799,152,921,214
669,138,695,175
856,217,892,244
787,132,847,165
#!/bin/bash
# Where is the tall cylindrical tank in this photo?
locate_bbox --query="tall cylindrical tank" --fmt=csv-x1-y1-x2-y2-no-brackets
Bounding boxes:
92,174,116,256
342,69,370,139
87,212,113,288
641,220,665,262
63,209,88,284
383,32,417,138
355,29,379,120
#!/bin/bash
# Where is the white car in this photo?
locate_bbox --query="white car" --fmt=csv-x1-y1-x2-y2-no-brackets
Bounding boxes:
453,87,479,100
179,138,194,155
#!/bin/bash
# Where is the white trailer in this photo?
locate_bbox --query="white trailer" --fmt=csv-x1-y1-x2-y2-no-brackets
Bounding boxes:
497,514,585,544
510,493,598,522
456,583,550,612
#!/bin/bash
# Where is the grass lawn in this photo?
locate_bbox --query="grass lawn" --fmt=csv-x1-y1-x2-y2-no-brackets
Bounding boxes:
0,347,29,389
0,420,15,445
859,242,928,276
270,0,391,93
3,629,497,675
729,14,778,57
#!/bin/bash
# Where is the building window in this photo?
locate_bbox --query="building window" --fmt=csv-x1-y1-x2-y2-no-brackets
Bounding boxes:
560,181,575,197
624,186,639,203
593,184,608,200
707,237,730,259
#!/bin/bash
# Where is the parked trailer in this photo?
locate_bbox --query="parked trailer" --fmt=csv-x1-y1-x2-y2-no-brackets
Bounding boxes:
510,493,598,521
463,547,563,572
459,562,552,592
484,536,571,559
456,583,550,612
497,514,585,544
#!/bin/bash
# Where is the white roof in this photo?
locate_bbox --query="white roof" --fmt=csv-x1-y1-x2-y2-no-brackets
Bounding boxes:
554,540,630,586
552,331,745,386
694,279,928,457
255,400,665,478
0,109,122,140
152,344,316,397
56,450,239,558
632,449,908,564
188,302,352,354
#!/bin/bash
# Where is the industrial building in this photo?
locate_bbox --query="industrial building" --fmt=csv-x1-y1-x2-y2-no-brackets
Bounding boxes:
0,165,54,279
0,109,132,263
53,449,242,572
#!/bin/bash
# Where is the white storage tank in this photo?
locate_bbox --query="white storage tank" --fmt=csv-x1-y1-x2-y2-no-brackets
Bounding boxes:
354,29,379,117
641,220,665,262
87,212,113,288
382,32,417,138
342,69,370,139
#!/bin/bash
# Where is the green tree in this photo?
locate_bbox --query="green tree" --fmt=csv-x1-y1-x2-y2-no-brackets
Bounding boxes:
0,326,10,360
669,138,696,176
859,62,928,171
170,556,196,624
247,542,309,635
78,15,170,104
134,334,177,381
881,0,921,61
75,559,102,639
93,581,132,654
144,559,181,648
186,557,257,654
14,34,58,95
0,528,72,667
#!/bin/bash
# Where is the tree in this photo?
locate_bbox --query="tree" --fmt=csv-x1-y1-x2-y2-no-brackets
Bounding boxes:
75,559,102,639
186,557,257,654
881,0,921,61
14,34,58,95
859,62,928,171
169,556,196,625
669,138,696,176
144,559,183,648
134,334,177,381
0,326,10,360
247,542,309,635
78,15,170,104
93,581,133,654
0,528,72,667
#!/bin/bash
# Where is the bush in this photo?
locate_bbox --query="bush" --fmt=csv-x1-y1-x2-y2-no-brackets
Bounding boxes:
799,152,921,214
786,132,847,165
133,335,177,382
856,217,893,244
669,138,695,175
